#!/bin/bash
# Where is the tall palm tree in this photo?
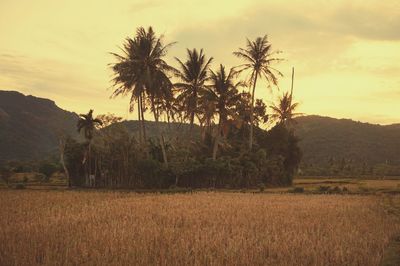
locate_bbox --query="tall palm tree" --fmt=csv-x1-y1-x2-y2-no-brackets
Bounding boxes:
234,35,283,150
77,109,102,186
270,92,302,125
110,26,175,166
206,64,242,160
174,48,213,138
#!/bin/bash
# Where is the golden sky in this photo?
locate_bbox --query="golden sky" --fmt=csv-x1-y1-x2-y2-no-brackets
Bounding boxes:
0,0,399,124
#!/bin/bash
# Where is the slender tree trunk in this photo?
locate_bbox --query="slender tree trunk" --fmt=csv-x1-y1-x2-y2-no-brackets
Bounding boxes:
138,99,143,144
59,138,70,187
212,115,222,161
249,74,258,150
189,111,195,137
140,93,147,142
88,141,91,187
140,93,149,159
152,99,168,167
188,90,197,140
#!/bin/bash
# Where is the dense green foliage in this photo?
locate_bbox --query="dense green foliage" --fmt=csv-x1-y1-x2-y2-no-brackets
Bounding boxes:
63,121,301,188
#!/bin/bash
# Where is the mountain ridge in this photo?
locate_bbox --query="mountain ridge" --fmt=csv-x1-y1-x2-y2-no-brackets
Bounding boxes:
1,90,399,172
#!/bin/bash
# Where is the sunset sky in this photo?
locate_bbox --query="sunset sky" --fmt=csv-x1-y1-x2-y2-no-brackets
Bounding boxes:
0,0,399,124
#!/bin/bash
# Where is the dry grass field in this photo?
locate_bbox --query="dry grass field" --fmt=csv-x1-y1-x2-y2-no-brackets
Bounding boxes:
0,191,399,265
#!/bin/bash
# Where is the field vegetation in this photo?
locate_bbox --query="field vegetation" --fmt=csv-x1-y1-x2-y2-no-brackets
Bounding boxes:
0,191,399,265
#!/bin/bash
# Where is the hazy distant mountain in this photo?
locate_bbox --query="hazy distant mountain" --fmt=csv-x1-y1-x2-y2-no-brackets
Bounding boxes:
1,91,399,170
0,90,79,162
293,115,400,166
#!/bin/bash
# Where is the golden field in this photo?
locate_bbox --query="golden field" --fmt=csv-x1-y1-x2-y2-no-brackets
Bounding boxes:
0,191,399,266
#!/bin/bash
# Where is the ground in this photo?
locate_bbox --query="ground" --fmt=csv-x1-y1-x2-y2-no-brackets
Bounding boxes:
0,183,399,265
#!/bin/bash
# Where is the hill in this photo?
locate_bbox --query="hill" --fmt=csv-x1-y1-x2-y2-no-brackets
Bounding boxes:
0,90,79,162
1,91,399,176
294,115,400,175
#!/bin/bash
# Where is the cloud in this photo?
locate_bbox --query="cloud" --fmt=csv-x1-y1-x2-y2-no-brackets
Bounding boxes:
330,4,400,41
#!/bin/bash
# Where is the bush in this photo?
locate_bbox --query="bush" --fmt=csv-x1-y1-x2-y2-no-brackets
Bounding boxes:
38,162,59,179
258,182,265,192
330,186,342,193
289,187,304,193
14,183,26,189
318,186,331,193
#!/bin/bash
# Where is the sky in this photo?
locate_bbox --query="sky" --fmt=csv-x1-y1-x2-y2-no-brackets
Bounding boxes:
0,0,399,125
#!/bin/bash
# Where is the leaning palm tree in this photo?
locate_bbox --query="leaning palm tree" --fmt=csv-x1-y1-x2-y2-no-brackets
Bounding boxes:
174,48,213,138
234,35,283,150
110,26,175,166
270,92,302,126
77,109,102,186
206,64,243,160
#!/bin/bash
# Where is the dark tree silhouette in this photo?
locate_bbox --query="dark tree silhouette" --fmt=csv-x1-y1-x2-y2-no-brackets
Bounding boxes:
174,48,213,138
234,35,283,150
77,109,102,186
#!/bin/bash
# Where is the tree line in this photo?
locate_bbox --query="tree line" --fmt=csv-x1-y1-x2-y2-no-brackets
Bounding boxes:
56,26,302,189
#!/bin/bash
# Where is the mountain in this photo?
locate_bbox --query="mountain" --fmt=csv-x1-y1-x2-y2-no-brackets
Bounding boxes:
1,91,399,175
0,90,79,162
293,115,400,175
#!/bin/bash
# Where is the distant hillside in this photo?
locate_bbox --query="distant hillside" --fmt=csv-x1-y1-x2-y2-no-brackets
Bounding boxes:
293,115,400,175
1,91,399,174
0,90,79,162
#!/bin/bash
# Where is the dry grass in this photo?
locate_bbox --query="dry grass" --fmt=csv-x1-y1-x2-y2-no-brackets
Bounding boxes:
0,191,399,265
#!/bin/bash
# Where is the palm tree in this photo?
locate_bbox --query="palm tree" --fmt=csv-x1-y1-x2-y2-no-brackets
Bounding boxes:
174,48,213,138
234,35,283,150
270,92,302,125
206,64,242,160
77,109,102,186
110,26,175,166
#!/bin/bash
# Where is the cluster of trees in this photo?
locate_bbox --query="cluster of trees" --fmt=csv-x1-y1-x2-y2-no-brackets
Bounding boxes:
63,26,302,189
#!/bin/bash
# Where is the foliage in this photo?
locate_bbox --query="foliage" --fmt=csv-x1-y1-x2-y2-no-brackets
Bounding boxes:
38,161,59,179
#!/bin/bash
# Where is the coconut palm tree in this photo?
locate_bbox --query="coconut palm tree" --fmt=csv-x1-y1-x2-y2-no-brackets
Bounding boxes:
206,64,243,160
77,109,102,186
270,92,302,125
110,27,174,142
174,48,213,138
110,26,175,166
234,35,283,150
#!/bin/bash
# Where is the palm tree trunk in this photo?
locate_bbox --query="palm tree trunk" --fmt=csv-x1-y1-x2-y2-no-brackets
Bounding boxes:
189,111,195,139
140,93,147,142
88,141,91,187
152,99,168,167
212,115,222,161
140,93,149,159
138,99,143,144
249,74,258,150
59,138,70,187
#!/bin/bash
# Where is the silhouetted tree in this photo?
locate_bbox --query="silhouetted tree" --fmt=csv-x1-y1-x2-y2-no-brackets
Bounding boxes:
206,64,243,160
234,35,282,150
270,92,302,126
110,26,174,166
174,48,213,138
77,109,102,186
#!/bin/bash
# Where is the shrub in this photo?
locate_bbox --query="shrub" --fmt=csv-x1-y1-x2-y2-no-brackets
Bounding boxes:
289,187,304,193
14,183,26,190
318,186,331,193
330,186,342,194
258,183,265,192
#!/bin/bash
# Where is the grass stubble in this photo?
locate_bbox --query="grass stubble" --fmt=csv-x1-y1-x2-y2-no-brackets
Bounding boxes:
0,191,399,265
